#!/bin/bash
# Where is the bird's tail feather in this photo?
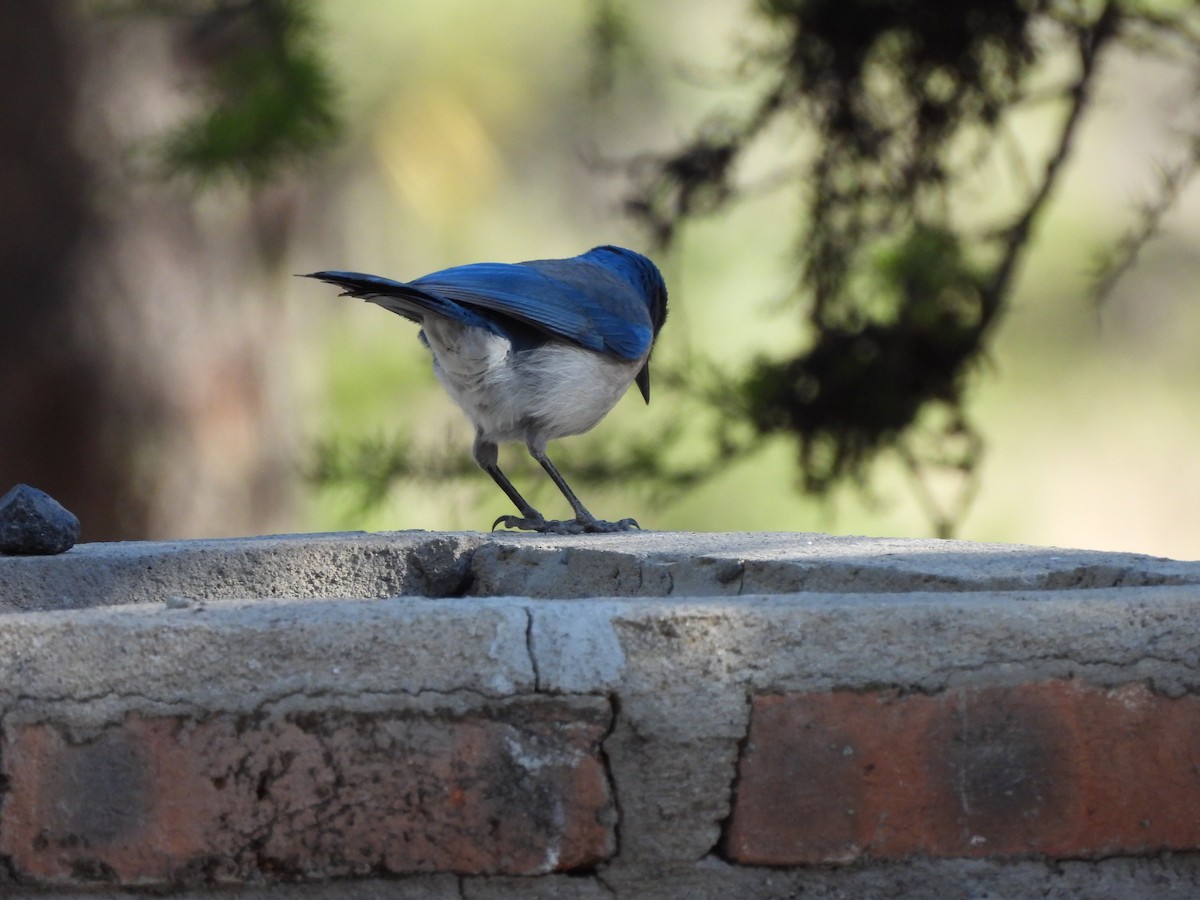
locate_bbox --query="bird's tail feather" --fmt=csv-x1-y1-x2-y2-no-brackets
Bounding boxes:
300,271,485,328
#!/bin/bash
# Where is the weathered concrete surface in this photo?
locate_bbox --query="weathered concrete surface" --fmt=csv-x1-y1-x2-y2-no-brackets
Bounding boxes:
0,532,478,613
0,530,1197,613
0,596,536,715
1,531,1200,897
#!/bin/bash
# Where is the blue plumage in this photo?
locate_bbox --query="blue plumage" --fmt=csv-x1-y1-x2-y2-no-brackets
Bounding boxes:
303,245,669,534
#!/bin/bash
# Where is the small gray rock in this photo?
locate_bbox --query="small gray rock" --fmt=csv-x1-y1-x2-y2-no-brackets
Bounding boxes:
0,484,81,555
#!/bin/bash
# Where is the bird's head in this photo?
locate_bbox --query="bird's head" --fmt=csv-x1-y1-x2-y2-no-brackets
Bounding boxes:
587,246,668,403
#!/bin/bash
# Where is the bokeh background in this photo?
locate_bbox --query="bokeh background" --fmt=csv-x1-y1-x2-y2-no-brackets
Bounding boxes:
3,2,1198,558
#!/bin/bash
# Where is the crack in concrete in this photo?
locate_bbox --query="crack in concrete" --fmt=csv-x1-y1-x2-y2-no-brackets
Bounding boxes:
710,690,754,862
597,692,624,868
524,605,542,693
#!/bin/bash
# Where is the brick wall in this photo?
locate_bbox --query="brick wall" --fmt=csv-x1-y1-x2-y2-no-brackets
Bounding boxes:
2,532,1200,898
2,700,613,883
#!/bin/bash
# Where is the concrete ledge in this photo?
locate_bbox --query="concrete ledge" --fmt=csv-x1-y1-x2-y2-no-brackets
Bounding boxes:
1,530,1196,613
2,532,1200,897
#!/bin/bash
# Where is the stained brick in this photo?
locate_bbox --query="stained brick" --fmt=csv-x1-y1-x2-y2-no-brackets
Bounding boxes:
725,680,1200,864
0,698,614,885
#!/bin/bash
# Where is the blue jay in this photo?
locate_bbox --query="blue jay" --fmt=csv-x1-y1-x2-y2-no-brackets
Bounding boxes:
303,246,668,534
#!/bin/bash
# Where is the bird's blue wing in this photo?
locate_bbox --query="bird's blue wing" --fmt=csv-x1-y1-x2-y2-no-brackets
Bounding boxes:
413,261,654,360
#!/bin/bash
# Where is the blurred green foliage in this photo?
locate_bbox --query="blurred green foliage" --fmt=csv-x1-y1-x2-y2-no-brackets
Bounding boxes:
109,0,340,184
105,0,1197,540
623,0,1200,535
296,0,1200,539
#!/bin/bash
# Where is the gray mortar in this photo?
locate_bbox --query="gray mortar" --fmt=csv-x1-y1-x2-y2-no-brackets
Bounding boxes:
17,857,1200,900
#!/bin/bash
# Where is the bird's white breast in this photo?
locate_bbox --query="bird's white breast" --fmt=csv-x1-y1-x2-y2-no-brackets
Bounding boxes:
421,319,643,448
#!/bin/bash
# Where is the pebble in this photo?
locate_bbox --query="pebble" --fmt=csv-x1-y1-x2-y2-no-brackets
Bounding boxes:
0,484,81,555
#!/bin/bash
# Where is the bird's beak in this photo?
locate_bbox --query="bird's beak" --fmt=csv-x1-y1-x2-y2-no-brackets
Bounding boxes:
636,363,651,403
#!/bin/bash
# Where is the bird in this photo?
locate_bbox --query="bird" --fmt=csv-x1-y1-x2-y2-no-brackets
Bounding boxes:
302,245,669,534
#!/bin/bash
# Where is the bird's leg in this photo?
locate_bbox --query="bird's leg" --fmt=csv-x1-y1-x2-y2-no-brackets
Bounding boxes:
529,446,640,534
473,434,639,535
473,434,550,532
485,466,547,532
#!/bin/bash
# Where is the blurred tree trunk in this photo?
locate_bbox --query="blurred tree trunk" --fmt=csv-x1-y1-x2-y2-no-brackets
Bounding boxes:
0,3,299,541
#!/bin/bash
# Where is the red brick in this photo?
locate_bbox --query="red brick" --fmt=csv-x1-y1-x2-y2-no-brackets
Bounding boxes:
0,698,614,885
725,680,1200,864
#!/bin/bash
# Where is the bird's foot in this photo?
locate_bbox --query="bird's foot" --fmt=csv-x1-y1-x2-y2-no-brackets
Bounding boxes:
492,514,640,535
579,517,640,533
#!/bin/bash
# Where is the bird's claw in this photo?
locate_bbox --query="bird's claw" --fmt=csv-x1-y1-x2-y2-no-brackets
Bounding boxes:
492,514,641,535
492,513,547,532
